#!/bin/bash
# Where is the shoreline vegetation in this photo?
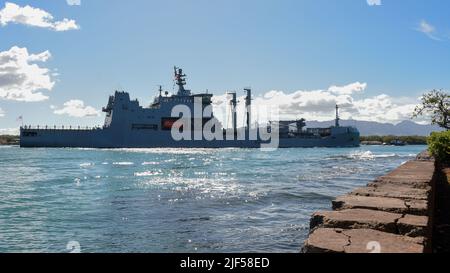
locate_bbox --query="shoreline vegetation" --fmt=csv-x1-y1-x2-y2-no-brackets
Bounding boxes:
360,135,428,145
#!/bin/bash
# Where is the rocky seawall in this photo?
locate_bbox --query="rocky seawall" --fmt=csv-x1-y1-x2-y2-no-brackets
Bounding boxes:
0,135,19,145
303,151,436,253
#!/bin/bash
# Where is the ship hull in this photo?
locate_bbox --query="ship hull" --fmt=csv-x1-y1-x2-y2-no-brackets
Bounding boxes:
20,128,360,148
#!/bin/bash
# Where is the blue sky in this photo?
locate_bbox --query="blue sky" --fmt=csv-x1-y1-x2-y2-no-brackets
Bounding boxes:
1,0,450,133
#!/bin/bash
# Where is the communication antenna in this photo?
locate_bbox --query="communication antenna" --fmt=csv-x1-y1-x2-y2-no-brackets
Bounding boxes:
157,85,164,97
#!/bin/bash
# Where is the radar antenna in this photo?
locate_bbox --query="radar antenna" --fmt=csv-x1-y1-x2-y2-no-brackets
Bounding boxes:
174,66,191,96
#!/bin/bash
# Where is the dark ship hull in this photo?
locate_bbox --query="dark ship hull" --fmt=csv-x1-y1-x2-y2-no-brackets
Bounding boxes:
20,127,360,148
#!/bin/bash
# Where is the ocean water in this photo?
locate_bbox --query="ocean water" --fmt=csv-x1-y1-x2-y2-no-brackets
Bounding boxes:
0,145,426,253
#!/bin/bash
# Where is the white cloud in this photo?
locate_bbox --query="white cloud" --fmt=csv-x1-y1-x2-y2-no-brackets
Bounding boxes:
352,94,418,122
212,82,420,126
328,82,367,95
0,2,79,31
367,0,382,6
0,46,55,102
0,107,4,117
53,100,100,118
416,20,440,41
0,127,19,135
67,0,81,6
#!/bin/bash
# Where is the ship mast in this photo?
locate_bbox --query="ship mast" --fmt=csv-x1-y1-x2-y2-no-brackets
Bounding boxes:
158,85,163,98
174,66,191,96
244,88,252,133
228,92,238,133
335,104,340,127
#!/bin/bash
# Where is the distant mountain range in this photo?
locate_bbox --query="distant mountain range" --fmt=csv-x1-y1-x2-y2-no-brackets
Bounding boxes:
306,120,443,136
0,120,443,137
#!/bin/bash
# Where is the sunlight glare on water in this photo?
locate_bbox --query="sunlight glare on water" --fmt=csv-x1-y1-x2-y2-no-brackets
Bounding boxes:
0,145,426,253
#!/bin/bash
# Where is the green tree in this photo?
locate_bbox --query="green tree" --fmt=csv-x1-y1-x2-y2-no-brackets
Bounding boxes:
413,90,450,130
428,131,450,163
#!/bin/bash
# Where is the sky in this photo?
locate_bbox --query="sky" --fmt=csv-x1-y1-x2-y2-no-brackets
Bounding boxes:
1,0,450,134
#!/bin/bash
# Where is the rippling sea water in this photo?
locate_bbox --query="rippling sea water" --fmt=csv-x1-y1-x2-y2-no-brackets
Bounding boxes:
0,145,426,253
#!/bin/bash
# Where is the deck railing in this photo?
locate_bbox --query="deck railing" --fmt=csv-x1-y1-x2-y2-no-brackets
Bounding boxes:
21,125,104,131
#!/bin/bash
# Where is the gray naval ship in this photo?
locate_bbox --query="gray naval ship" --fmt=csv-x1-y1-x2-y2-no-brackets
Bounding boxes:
20,67,360,148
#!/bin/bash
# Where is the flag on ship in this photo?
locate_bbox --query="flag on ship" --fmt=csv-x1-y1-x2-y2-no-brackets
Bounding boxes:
16,116,23,126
